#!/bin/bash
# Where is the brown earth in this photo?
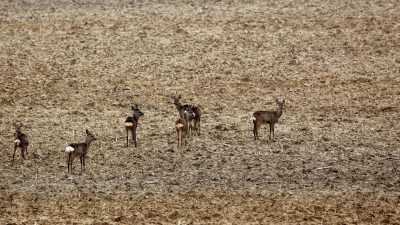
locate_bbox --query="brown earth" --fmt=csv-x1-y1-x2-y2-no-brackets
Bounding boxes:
1,0,400,224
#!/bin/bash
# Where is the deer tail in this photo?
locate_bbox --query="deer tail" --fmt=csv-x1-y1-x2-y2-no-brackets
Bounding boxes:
125,122,134,127
65,145,75,153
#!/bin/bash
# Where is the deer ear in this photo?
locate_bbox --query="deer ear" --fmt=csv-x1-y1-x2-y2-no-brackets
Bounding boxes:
86,129,90,135
282,99,285,103
178,94,181,99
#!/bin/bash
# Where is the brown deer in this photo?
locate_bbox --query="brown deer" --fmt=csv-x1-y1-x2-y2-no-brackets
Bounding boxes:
125,104,144,147
175,105,195,147
171,94,201,136
65,129,97,173
252,98,285,140
12,123,29,164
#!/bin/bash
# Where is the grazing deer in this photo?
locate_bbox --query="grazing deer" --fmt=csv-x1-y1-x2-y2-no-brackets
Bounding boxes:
175,106,195,147
12,123,29,164
65,129,97,173
171,94,201,136
252,98,285,140
125,104,144,147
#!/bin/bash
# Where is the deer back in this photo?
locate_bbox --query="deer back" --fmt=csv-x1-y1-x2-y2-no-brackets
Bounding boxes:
253,110,280,124
68,143,87,155
16,128,29,146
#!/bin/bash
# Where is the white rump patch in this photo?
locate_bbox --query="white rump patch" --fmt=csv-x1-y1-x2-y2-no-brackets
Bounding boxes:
14,139,21,144
252,116,256,121
65,146,75,153
125,122,134,127
176,124,184,129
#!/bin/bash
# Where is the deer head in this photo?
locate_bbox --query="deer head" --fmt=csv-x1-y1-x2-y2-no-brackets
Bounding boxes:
276,98,285,110
85,129,97,142
132,104,144,117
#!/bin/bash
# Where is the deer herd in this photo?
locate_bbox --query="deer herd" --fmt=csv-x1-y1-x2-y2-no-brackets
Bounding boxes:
11,94,286,173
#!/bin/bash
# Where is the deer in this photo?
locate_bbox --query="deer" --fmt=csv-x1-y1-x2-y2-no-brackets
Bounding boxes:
65,129,97,173
125,104,144,147
175,105,196,147
12,122,29,164
171,94,201,136
252,98,285,140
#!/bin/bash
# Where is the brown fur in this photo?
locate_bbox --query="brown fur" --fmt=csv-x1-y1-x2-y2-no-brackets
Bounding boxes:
66,129,96,173
253,98,285,140
12,123,29,164
125,104,144,147
171,94,201,136
175,106,195,147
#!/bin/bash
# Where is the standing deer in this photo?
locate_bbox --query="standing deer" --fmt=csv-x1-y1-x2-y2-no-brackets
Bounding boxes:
65,129,97,173
171,94,201,136
125,104,144,147
175,106,195,147
12,123,29,164
252,98,285,140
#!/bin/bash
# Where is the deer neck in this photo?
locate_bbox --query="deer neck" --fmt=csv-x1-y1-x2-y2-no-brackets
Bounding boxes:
174,102,184,110
133,114,140,122
276,108,283,118
85,138,93,151
16,130,22,138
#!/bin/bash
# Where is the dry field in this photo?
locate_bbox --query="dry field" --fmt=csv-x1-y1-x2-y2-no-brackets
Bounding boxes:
1,0,400,224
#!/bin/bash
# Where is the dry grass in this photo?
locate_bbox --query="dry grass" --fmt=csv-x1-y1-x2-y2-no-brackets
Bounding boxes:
1,0,400,224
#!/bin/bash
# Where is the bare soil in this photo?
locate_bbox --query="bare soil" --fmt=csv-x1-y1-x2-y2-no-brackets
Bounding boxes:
1,0,400,224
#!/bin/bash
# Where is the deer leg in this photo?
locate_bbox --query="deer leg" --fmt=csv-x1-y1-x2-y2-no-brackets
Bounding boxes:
253,121,261,140
253,122,257,140
181,132,188,146
180,131,183,147
12,144,17,164
187,120,191,137
83,155,86,171
180,130,183,147
132,130,137,147
192,120,195,136
179,130,182,147
80,156,83,172
272,124,275,139
189,122,192,137
196,119,201,135
269,124,274,140
191,121,194,137
126,128,129,147
67,154,70,172
69,154,73,173
71,158,73,173
21,147,25,160
198,120,201,135
176,129,179,147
